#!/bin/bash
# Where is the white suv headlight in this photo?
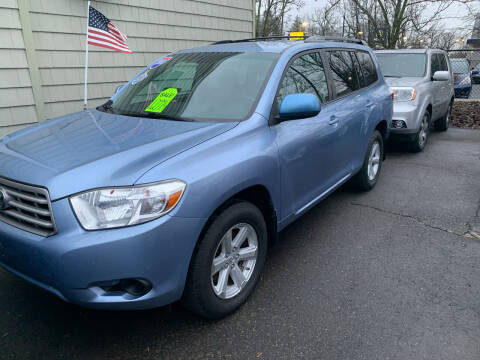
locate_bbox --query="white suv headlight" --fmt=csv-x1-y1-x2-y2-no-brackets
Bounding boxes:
70,180,186,230
390,87,416,102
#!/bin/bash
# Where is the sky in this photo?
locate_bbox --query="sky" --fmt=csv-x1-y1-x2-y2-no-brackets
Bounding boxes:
295,0,479,33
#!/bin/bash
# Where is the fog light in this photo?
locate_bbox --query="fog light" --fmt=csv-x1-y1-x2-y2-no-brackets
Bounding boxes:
120,278,152,296
99,278,152,297
392,120,407,129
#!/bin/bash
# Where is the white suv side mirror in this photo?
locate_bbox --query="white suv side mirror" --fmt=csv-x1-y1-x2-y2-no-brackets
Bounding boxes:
433,71,450,81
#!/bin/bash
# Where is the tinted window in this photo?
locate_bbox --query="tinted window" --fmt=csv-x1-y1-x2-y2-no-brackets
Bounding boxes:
356,51,378,86
376,53,426,77
276,52,329,105
109,52,277,122
431,54,441,75
438,54,448,71
328,51,360,97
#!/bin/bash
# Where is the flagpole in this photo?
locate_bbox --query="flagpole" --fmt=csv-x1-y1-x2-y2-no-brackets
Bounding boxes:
83,0,91,110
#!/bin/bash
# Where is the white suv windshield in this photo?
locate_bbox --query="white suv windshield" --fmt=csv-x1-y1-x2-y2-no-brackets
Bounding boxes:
376,53,426,77
108,52,278,122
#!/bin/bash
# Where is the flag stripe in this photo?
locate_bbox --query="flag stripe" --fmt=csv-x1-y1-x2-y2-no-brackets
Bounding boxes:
88,28,129,49
108,24,126,42
88,41,132,54
87,6,132,54
87,34,130,50
106,25,125,43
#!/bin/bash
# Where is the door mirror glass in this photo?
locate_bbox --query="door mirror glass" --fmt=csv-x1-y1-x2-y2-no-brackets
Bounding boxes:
278,94,321,121
433,71,450,81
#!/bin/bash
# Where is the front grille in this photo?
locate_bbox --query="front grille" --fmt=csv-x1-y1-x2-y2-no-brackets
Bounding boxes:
0,177,56,237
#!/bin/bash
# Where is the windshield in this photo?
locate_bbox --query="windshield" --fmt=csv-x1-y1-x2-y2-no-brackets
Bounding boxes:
106,52,278,122
376,53,426,77
450,59,469,74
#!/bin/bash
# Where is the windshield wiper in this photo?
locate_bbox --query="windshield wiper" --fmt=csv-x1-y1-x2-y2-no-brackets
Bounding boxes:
384,75,401,78
126,112,195,122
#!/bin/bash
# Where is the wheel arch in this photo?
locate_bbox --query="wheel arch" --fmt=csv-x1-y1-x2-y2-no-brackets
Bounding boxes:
195,185,278,253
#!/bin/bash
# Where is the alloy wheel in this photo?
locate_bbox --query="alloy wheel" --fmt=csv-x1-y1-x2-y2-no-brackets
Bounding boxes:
211,223,258,299
367,141,381,181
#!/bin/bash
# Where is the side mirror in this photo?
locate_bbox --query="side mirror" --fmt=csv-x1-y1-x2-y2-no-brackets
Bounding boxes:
472,69,479,75
433,71,450,81
278,94,321,121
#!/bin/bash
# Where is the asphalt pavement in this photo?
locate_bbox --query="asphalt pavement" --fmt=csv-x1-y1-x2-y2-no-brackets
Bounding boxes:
0,128,479,360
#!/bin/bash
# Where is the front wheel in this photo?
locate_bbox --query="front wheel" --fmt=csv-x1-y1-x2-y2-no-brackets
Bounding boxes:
410,111,430,152
182,201,267,319
351,130,384,191
434,102,451,132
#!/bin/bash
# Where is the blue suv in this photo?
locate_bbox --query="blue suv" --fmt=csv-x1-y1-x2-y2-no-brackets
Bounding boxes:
0,36,392,318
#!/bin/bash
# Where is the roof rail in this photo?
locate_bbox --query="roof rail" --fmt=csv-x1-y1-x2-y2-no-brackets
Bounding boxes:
305,36,367,46
212,35,308,45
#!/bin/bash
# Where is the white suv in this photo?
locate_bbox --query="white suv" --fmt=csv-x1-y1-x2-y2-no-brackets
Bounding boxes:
375,49,454,152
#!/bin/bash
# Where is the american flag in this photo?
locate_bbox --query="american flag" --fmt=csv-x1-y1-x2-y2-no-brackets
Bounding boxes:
87,6,132,54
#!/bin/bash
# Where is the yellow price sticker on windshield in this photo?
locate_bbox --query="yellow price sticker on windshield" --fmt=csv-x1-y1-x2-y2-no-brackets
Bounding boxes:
145,88,178,113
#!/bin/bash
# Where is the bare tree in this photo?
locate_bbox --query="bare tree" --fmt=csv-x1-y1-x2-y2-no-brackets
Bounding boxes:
256,0,304,36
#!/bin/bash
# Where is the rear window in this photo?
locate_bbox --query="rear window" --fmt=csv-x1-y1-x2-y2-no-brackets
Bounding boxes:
355,51,378,86
328,51,361,97
376,53,426,77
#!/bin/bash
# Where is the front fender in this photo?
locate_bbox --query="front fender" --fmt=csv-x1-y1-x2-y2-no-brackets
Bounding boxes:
136,116,281,221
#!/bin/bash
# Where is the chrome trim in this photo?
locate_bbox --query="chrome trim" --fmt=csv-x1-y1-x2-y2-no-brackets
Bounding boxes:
0,177,57,237
295,173,351,216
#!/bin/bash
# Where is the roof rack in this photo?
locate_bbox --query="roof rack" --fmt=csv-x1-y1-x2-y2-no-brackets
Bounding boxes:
211,35,368,46
305,36,367,46
212,35,308,45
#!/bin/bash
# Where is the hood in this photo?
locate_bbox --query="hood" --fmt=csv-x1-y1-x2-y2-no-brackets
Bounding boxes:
384,77,424,87
0,110,237,200
453,73,469,85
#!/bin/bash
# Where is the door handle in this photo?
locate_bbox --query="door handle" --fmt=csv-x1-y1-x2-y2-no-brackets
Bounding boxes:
328,115,338,125
366,100,374,108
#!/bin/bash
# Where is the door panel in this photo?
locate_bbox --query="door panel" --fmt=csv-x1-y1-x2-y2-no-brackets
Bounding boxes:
272,51,337,218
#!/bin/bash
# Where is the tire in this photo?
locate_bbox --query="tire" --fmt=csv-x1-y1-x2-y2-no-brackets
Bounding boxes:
410,111,430,152
351,130,383,191
434,101,451,132
182,201,268,319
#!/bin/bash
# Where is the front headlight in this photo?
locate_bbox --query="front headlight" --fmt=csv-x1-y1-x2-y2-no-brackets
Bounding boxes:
70,180,186,230
390,87,416,102
458,76,471,86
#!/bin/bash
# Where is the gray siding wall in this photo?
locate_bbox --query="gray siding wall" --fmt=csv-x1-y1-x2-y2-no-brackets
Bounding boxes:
0,0,38,135
0,0,254,136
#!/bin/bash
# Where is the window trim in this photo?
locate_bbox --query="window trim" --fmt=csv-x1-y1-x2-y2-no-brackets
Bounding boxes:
269,49,332,125
323,48,380,102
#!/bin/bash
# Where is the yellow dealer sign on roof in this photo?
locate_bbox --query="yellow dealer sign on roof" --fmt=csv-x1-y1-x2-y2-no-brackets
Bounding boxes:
289,31,304,40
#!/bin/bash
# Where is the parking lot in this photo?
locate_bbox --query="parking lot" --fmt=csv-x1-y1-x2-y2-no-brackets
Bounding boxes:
0,128,479,360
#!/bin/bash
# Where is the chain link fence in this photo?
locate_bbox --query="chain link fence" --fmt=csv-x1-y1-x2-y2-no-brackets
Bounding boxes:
447,49,480,100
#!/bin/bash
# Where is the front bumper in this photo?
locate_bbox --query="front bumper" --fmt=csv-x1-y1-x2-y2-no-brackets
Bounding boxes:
389,102,422,135
454,84,471,98
0,198,206,310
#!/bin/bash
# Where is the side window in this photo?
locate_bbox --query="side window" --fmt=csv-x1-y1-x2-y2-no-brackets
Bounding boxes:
328,50,361,97
276,52,329,106
438,54,448,71
430,54,441,75
356,51,378,87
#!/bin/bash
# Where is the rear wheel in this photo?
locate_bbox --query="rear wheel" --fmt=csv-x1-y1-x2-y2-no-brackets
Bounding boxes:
351,130,383,191
410,111,430,152
182,201,267,319
435,102,451,132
